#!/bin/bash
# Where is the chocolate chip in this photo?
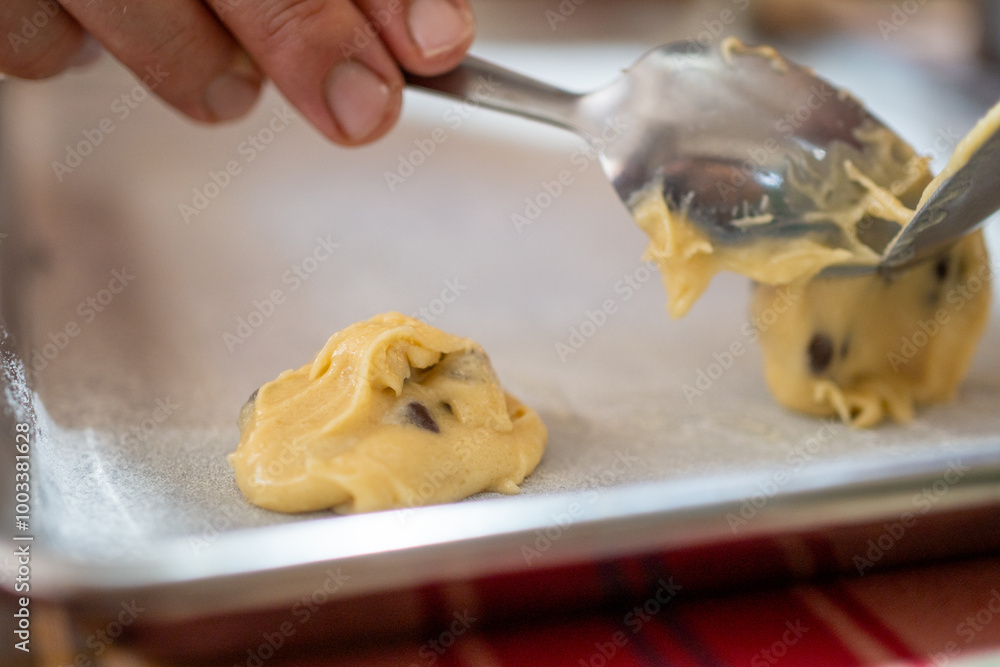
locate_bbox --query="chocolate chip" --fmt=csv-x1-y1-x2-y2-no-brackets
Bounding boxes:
934,256,950,281
807,333,834,375
406,401,440,433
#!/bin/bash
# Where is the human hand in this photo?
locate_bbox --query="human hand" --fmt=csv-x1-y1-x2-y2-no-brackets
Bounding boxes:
0,0,475,145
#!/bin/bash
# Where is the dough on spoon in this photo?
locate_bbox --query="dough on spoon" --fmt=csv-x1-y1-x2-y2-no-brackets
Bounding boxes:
229,312,547,513
631,119,930,320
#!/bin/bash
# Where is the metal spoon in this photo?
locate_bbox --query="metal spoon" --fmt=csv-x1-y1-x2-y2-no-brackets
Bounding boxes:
404,42,995,273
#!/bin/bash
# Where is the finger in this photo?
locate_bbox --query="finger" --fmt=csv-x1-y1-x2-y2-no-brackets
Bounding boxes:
0,0,88,79
59,0,264,122
210,0,404,146
355,0,474,77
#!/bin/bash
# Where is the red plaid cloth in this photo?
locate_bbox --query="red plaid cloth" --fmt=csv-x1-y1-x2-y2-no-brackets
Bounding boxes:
313,555,1000,667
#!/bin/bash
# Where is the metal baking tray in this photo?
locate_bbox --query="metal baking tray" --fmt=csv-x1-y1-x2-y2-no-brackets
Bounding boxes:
2,28,1000,658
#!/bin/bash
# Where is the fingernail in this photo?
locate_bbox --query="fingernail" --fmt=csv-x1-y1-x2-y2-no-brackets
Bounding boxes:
205,52,261,122
325,61,391,141
69,34,103,68
408,0,473,59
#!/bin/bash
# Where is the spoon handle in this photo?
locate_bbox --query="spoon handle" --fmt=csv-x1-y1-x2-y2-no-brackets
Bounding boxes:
403,56,588,138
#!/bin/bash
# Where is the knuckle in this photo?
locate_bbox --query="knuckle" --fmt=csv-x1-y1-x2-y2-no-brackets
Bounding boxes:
119,29,201,108
254,0,328,49
141,26,201,73
0,1,78,78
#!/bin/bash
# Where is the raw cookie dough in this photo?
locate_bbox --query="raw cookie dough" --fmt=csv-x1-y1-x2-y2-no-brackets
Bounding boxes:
632,40,997,426
752,230,991,428
632,110,930,319
229,312,547,513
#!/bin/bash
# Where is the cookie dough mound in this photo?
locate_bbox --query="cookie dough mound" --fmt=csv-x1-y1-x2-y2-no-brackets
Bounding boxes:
752,230,991,428
229,312,547,513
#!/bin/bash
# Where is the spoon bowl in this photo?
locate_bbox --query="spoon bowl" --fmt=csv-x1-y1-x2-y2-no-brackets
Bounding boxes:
405,40,917,263
407,38,1000,275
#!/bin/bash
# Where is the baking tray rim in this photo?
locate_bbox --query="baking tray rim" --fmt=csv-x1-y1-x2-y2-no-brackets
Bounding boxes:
19,440,1000,620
